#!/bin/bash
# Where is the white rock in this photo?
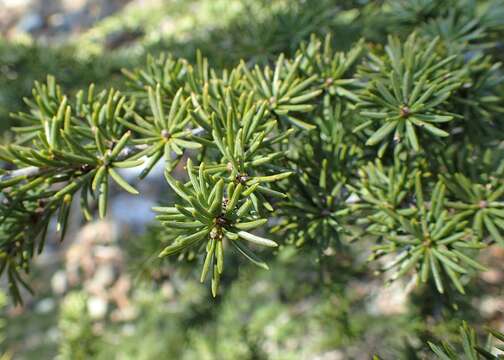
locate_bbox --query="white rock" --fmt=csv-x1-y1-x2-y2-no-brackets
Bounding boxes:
87,296,108,319
51,270,68,295
91,264,116,288
314,350,345,360
0,0,30,8
35,298,55,314
61,0,87,12
480,296,504,318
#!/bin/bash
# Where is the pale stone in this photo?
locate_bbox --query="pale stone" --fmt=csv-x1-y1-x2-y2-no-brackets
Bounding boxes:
313,350,345,360
87,296,108,319
35,298,55,314
60,0,87,12
90,264,116,289
51,270,68,295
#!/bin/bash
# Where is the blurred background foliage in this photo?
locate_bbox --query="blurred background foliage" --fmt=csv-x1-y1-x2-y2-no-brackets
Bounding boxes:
0,0,503,359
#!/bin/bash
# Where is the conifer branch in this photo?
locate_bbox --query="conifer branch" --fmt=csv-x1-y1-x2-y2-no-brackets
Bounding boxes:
1,25,503,302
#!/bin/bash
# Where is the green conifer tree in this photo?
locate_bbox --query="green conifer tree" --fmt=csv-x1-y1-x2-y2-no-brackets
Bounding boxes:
1,0,504,358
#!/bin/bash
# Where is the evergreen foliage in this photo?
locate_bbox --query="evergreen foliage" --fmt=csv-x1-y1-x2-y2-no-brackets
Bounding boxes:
428,323,504,360
1,0,504,358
